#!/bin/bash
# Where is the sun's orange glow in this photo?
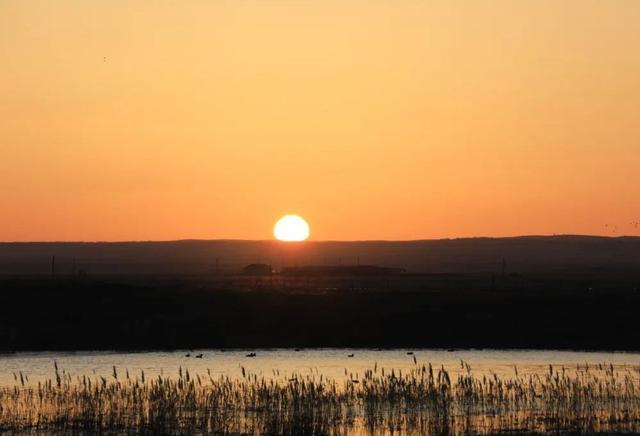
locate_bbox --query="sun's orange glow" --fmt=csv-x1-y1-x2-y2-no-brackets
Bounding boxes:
1,1,640,241
274,215,310,242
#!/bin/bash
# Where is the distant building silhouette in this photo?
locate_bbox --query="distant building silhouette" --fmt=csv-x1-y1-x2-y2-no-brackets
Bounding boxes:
281,265,405,276
242,263,273,276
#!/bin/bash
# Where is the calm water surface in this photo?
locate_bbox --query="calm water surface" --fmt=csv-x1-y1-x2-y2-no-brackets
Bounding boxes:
2,349,640,386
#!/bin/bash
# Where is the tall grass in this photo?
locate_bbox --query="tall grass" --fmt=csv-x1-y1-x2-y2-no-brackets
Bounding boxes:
2,361,640,434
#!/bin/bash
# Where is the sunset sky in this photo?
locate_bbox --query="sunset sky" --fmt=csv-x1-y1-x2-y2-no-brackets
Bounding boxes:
1,0,639,241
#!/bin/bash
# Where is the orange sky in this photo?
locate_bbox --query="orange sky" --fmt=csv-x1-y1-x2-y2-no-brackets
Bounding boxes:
1,0,639,241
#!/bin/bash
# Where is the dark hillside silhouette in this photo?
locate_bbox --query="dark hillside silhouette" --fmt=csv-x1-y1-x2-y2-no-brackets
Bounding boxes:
1,236,640,351
1,235,639,276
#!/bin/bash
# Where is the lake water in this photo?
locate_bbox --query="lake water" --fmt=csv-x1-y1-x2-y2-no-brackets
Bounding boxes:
2,348,640,386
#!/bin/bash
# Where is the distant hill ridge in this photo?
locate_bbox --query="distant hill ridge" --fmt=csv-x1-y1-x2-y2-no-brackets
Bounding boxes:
0,236,639,275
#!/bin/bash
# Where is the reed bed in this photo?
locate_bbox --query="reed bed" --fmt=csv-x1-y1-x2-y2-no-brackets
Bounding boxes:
2,361,640,434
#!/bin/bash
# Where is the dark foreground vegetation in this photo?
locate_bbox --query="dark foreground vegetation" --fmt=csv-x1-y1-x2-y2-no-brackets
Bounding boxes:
1,265,639,351
2,361,640,434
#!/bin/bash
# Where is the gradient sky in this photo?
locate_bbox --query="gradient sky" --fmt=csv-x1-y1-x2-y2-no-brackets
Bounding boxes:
1,0,639,241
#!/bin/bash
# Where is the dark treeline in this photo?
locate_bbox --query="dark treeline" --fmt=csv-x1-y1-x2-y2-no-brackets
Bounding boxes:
1,268,639,351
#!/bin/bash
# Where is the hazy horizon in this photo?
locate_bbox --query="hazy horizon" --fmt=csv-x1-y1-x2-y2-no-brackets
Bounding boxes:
2,233,640,244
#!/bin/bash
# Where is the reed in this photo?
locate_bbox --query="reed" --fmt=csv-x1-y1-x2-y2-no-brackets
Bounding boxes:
2,361,640,434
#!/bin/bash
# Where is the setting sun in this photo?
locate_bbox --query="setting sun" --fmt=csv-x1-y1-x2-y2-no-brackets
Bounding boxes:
274,215,310,242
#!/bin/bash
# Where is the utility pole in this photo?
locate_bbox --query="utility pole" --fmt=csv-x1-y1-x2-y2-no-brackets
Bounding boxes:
51,255,56,281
